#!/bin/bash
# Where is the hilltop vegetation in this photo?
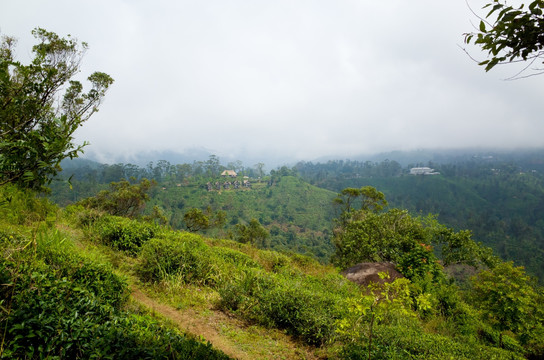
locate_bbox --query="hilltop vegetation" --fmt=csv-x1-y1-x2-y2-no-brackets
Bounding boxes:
51,151,544,282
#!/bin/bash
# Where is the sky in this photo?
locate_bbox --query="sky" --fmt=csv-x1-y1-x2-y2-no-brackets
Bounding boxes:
2,1,544,166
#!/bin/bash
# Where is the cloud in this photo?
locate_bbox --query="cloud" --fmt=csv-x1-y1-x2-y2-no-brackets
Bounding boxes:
2,0,544,165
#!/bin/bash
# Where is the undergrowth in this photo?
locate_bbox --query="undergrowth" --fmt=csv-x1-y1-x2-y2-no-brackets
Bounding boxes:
0,185,230,359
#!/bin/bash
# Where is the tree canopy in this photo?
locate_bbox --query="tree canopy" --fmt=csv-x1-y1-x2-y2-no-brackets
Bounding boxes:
0,28,113,190
465,0,544,78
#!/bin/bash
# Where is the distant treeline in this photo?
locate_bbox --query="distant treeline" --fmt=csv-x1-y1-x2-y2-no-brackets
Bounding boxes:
59,156,268,185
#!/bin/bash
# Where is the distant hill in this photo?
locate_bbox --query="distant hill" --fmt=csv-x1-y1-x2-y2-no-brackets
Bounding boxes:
147,175,337,261
50,163,338,262
296,154,544,281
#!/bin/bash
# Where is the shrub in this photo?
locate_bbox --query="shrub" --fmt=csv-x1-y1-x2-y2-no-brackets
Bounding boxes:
37,229,128,308
96,215,159,255
137,233,219,285
1,260,230,359
64,204,104,227
213,247,261,269
218,268,356,346
0,184,57,225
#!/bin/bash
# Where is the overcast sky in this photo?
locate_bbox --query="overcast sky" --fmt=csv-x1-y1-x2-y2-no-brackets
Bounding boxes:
2,1,543,166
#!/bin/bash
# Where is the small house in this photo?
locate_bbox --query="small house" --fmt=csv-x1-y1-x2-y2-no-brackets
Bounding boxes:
221,170,237,177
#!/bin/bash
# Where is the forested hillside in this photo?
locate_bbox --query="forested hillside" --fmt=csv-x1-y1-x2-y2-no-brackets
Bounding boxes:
295,153,544,281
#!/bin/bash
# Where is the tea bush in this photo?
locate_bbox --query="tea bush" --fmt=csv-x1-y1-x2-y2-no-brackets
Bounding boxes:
0,216,230,359
64,203,104,227
137,232,223,285
218,268,356,346
36,229,128,307
1,260,230,359
96,215,159,255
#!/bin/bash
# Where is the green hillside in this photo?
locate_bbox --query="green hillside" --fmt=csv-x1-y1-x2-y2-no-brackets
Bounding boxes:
296,158,544,281
3,27,544,359
148,174,336,260
3,183,543,359
49,163,338,262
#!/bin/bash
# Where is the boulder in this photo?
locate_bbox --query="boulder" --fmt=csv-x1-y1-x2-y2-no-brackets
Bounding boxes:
342,262,403,287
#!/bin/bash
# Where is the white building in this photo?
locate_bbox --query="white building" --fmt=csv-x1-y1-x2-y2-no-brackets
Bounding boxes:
409,167,440,175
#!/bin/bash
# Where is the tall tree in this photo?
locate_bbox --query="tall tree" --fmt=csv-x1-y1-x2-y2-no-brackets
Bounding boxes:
0,28,113,190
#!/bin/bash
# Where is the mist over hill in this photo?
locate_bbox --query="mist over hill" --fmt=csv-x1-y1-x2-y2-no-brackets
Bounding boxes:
80,147,544,173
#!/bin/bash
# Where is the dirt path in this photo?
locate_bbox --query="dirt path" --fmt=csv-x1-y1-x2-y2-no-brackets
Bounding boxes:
130,287,322,360
131,287,253,360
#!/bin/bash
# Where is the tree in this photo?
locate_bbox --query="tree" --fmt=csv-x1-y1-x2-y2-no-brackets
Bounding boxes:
0,28,114,190
336,274,415,360
464,0,544,78
470,262,542,349
333,186,388,222
78,178,155,218
331,207,432,270
254,162,265,179
235,218,269,247
183,206,227,233
183,208,210,232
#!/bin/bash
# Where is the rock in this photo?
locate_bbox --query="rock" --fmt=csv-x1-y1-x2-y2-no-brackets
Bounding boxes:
342,262,403,287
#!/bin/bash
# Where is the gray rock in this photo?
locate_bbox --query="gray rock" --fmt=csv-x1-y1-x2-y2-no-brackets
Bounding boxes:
342,262,403,287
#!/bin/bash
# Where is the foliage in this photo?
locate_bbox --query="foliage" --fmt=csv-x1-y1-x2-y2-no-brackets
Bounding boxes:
50,165,337,262
465,0,544,77
470,261,544,352
336,274,415,359
0,183,57,225
332,206,432,270
182,206,226,232
137,233,221,285
3,183,538,358
234,218,270,247
95,215,160,255
0,215,229,359
78,178,155,218
340,323,525,360
396,242,444,283
35,228,128,307
217,268,356,346
183,208,210,232
0,29,113,190
333,186,388,219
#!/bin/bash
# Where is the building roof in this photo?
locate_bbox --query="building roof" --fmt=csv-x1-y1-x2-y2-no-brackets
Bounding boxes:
221,170,237,177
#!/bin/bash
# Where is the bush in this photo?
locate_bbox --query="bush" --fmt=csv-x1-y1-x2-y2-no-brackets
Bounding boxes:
36,228,128,308
64,204,104,227
218,268,356,346
1,260,230,359
0,225,230,359
96,215,159,255
213,246,261,269
137,233,220,285
0,184,57,225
